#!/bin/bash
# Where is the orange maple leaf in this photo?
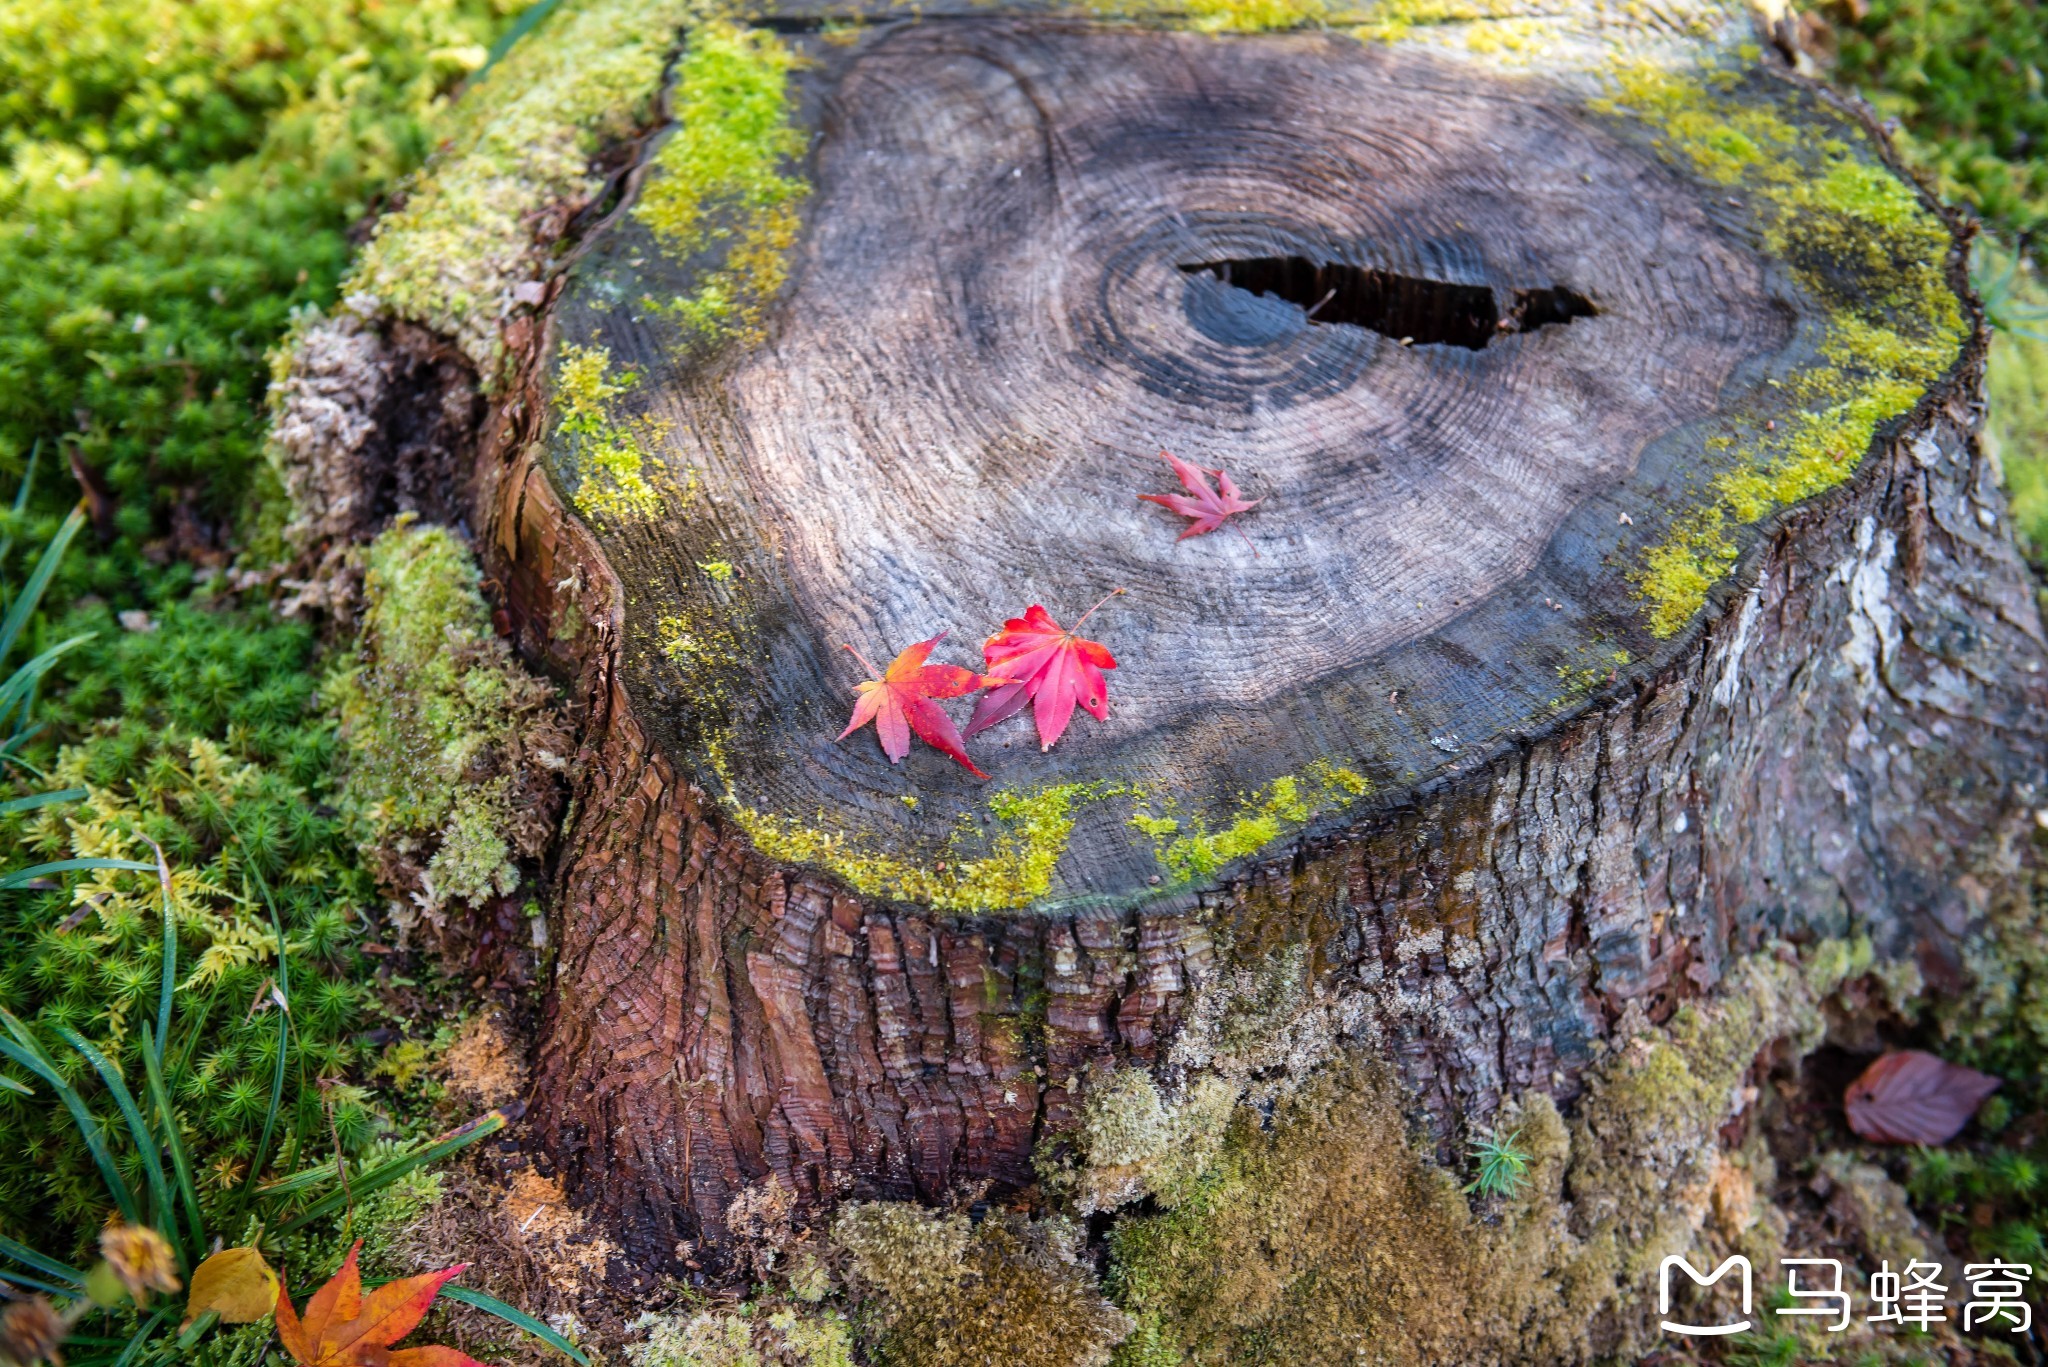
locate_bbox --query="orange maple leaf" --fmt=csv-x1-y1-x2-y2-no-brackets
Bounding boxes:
275,1241,487,1367
837,632,992,777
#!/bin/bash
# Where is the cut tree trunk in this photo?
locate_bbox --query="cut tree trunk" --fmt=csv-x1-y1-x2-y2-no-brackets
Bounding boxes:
436,3,2048,1279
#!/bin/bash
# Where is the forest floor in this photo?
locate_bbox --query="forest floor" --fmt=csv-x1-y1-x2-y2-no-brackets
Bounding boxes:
0,1,2045,1365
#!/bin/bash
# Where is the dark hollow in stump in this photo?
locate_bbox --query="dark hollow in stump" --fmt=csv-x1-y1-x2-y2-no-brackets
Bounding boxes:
470,15,2048,1271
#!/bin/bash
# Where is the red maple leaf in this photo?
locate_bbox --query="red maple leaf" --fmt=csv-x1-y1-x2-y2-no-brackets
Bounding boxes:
839,632,990,777
965,591,1123,751
275,1240,485,1367
1138,450,1261,551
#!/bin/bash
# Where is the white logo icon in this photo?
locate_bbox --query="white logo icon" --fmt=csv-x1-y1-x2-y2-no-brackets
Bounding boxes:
1659,1255,1753,1336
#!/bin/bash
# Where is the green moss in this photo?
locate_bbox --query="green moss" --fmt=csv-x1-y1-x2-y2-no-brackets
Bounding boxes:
323,521,564,915
1598,66,1968,637
349,0,696,372
1128,763,1369,887
1104,941,1884,1364
551,341,665,519
699,559,735,581
1983,259,2048,556
1041,1069,1239,1214
635,20,806,346
728,781,1124,914
832,1204,1132,1367
1833,0,2048,261
0,0,516,555
1348,0,1548,44
0,597,378,1260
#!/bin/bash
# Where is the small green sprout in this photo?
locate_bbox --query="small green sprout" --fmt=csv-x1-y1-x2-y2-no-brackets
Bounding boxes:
699,560,735,581
1463,1126,1532,1199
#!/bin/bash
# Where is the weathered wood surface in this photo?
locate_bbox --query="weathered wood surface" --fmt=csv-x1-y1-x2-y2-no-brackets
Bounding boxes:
548,20,1828,914
394,5,2048,1278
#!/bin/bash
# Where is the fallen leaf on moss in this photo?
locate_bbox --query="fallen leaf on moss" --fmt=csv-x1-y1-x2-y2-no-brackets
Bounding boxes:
1843,1049,2000,1145
185,1246,279,1328
276,1241,485,1367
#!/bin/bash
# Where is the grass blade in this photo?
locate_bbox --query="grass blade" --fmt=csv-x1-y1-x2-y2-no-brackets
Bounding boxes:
0,785,85,814
0,633,93,734
0,439,42,570
144,840,174,1073
270,1109,508,1238
0,857,155,890
0,1231,86,1285
0,1266,74,1296
479,0,566,77
0,1014,142,1225
138,1024,204,1263
231,858,291,1222
54,1025,176,1252
0,504,85,667
0,1071,29,1095
440,1284,592,1364
110,1306,170,1367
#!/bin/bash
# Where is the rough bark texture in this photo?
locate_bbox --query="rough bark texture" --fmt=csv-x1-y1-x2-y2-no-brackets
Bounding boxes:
299,0,2048,1291
489,326,2048,1272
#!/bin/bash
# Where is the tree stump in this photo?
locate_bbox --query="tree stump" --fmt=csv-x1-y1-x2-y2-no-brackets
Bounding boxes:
442,0,2048,1287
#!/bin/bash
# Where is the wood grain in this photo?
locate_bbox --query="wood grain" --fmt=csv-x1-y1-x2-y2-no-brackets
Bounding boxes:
547,21,1844,912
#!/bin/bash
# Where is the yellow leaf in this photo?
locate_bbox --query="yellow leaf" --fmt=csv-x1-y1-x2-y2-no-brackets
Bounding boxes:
183,1246,280,1329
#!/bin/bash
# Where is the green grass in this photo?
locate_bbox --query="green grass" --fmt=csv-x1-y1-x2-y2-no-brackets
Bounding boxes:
0,588,380,1258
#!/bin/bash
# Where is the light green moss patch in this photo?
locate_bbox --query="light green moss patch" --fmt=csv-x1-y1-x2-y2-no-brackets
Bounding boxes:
1128,762,1370,886
626,1301,855,1367
551,341,666,519
726,780,1126,914
349,0,695,372
1043,1069,1240,1214
1983,256,2048,554
324,520,565,913
1082,0,1338,32
636,20,806,345
1597,65,1968,636
832,1204,1132,1367
1103,939,1884,1364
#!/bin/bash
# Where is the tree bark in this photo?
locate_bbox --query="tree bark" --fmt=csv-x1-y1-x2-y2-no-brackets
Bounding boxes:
423,4,2048,1282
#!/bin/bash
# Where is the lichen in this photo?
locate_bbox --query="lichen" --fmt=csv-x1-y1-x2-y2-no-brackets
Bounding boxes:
1042,1069,1240,1214
1127,763,1370,887
323,520,568,918
1084,0,1338,33
725,781,1126,914
348,0,696,374
831,1204,1132,1367
626,1302,855,1367
1349,0,1541,44
635,20,806,346
1598,65,1969,636
551,340,666,519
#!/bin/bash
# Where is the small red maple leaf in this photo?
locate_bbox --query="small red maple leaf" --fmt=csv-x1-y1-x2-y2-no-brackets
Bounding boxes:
965,590,1123,751
839,632,990,777
1138,450,1261,551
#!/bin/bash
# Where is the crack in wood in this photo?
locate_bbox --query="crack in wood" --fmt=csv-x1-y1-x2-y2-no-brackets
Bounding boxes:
1179,256,1598,350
